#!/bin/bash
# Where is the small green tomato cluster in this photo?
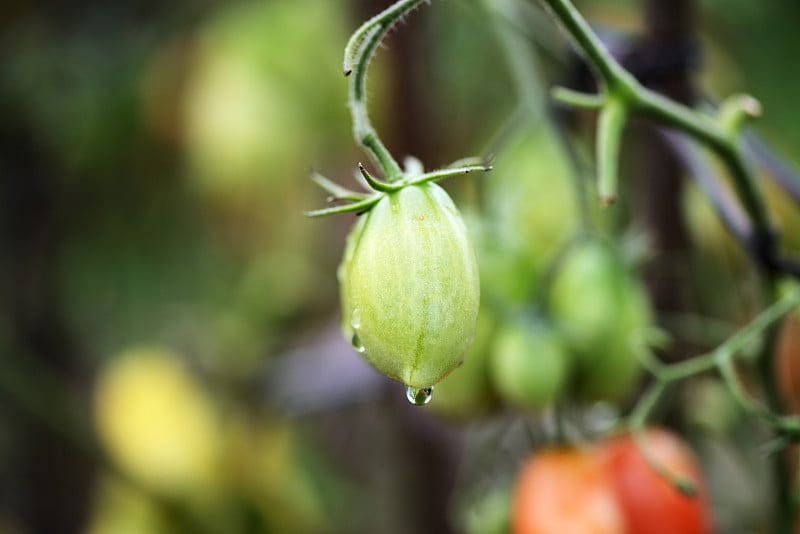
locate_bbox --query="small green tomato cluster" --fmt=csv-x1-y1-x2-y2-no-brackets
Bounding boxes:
310,126,654,411
430,127,655,417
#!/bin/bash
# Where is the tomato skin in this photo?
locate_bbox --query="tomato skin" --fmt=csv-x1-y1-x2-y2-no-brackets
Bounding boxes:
775,314,800,414
490,319,570,410
339,182,480,388
512,449,626,534
603,429,712,534
513,431,712,534
548,240,649,402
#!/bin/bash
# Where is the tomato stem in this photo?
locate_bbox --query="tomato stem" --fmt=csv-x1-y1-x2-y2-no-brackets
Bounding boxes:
538,0,779,271
344,0,424,183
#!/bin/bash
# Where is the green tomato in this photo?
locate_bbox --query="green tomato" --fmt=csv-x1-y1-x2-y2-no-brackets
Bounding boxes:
338,183,480,389
489,317,570,409
549,240,650,402
461,484,512,534
183,0,350,197
485,127,579,275
463,209,538,305
429,308,499,418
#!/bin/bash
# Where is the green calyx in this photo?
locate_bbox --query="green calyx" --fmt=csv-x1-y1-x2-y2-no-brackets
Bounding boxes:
304,158,492,218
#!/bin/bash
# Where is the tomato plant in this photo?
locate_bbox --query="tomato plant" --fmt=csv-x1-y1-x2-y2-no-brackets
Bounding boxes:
305,0,800,531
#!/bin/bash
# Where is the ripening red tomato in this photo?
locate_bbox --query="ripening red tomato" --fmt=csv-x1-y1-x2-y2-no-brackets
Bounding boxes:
775,314,800,414
512,448,626,534
513,430,712,534
602,429,712,534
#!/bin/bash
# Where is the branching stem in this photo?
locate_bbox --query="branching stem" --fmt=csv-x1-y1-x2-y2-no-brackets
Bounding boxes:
628,286,800,498
539,0,773,242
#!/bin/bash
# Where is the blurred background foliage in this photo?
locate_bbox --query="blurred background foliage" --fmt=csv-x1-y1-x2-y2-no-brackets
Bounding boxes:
0,0,799,533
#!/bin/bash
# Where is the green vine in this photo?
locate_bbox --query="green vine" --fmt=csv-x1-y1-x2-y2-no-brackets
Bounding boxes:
628,285,800,495
543,0,772,235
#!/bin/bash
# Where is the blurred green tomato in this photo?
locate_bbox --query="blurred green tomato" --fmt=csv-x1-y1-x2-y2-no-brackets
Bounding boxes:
183,0,350,198
489,317,570,409
549,240,650,402
430,308,499,418
463,209,538,305
461,484,512,534
483,126,579,301
338,183,480,392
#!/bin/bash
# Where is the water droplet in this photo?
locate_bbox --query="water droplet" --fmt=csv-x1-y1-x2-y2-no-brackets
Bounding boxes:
405,385,434,406
351,332,366,354
350,308,361,330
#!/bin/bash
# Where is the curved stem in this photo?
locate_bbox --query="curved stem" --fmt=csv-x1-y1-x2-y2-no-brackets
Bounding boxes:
538,0,635,92
629,382,699,496
716,351,800,436
345,0,425,182
628,285,800,501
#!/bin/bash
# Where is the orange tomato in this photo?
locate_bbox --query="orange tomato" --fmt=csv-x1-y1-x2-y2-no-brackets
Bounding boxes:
512,448,626,534
513,430,712,534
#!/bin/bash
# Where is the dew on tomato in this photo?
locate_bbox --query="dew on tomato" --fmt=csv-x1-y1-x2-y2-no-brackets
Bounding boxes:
405,385,434,406
338,182,480,395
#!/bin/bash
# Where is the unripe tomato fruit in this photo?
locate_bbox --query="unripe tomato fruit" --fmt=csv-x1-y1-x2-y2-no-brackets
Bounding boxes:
431,308,499,418
490,318,570,410
513,448,626,534
338,182,480,389
549,240,650,402
603,429,711,534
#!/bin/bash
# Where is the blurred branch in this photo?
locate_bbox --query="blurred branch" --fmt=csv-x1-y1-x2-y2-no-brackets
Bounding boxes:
630,285,800,497
745,132,800,204
539,0,774,247
661,129,800,281
658,130,751,245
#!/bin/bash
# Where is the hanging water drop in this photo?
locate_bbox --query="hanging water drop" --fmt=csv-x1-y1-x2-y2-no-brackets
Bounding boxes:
405,385,434,406
351,332,366,354
350,308,362,330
